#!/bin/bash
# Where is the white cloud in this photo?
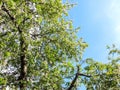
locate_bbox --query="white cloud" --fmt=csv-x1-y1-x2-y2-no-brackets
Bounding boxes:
105,0,120,42
106,0,120,22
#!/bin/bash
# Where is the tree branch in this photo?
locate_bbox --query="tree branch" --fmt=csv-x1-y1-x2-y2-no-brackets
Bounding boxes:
1,2,15,22
77,73,91,77
67,66,91,90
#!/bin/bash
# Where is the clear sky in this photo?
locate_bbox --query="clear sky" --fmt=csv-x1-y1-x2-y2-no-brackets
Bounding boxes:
68,0,120,89
69,0,120,63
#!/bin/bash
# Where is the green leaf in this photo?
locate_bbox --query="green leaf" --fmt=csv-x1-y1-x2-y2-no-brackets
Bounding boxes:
4,52,11,57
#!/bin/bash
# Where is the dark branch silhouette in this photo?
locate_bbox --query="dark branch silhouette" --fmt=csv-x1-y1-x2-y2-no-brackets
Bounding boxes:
1,3,15,21
67,66,91,90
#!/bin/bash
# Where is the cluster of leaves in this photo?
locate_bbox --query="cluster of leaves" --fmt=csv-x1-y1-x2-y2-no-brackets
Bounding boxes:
82,46,120,90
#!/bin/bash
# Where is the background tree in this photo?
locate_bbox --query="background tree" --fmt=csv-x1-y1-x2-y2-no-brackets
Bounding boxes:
82,45,120,90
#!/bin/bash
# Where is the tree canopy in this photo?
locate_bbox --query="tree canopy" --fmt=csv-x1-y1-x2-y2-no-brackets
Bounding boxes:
0,0,120,90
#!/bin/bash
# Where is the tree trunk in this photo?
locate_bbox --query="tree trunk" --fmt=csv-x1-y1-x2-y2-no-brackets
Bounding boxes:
18,27,27,90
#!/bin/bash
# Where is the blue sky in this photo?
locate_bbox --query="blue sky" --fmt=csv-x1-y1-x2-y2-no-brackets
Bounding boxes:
69,0,120,63
68,0,120,89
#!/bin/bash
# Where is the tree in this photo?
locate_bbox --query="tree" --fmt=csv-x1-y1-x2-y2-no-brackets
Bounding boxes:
82,46,120,90
0,0,88,89
0,0,119,90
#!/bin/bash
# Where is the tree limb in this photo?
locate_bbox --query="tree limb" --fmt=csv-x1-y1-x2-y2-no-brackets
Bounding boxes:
1,2,15,22
67,66,91,90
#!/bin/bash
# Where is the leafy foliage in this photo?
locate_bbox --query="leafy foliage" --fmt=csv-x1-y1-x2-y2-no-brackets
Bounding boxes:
83,46,120,90
0,0,87,89
0,0,119,90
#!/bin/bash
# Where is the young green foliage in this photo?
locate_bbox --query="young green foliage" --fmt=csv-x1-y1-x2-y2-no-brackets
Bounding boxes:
0,0,87,89
83,46,120,90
